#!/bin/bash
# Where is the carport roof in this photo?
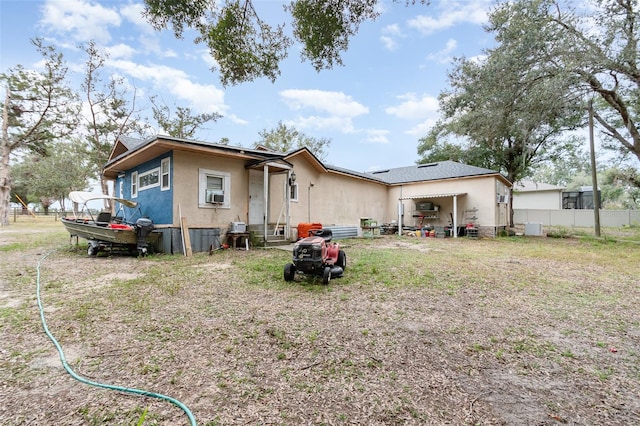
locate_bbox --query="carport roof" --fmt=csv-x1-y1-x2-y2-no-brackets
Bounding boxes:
399,193,467,200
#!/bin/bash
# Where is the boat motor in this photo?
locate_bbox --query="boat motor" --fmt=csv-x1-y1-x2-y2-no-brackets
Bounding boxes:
135,218,155,255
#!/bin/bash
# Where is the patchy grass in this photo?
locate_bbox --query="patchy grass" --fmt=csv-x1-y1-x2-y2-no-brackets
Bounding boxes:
1,223,639,425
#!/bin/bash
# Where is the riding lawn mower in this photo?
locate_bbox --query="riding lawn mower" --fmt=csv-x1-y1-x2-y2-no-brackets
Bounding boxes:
283,229,346,284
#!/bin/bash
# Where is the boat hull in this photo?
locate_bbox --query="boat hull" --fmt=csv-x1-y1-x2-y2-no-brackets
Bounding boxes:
61,218,139,245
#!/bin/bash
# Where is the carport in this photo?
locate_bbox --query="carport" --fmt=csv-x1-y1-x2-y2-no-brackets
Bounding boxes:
398,193,467,238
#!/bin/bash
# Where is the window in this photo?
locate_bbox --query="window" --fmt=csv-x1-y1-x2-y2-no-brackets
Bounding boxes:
496,181,509,204
119,180,123,198
131,171,138,198
199,168,231,208
161,157,170,190
138,168,160,191
290,182,298,202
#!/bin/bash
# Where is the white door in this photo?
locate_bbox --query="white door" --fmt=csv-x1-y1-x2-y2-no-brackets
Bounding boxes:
249,169,264,225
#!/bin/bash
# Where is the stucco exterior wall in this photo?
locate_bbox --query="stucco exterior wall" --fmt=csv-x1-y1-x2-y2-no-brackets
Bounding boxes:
269,159,388,227
172,151,249,228
512,191,563,210
386,176,505,228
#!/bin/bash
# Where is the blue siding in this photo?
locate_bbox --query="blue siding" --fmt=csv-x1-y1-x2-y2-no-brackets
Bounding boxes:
115,153,173,225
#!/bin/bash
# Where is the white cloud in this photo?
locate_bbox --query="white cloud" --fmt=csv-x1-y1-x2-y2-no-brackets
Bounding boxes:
199,49,218,69
380,36,397,51
405,118,438,137
279,89,369,133
380,24,404,51
279,89,368,117
385,93,439,120
40,0,121,44
293,115,357,133
109,60,228,115
425,38,458,64
362,129,390,144
408,0,490,35
105,43,136,60
119,3,150,31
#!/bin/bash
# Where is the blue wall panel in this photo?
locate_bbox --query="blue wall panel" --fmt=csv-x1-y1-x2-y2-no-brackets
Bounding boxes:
115,152,173,225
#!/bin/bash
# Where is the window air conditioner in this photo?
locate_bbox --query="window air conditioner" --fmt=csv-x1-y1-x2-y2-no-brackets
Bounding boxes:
497,194,509,204
206,189,225,203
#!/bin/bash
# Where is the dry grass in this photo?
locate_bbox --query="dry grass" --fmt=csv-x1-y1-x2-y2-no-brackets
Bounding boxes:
1,221,639,425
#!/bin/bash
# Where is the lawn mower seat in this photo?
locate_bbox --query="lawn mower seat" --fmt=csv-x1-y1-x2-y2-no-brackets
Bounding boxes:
311,228,333,242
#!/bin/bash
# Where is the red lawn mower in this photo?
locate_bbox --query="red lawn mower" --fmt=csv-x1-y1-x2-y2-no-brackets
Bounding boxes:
284,229,346,284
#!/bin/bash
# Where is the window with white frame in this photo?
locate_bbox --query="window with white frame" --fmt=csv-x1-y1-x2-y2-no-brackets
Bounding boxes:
199,168,231,208
138,168,160,191
161,157,170,190
131,171,138,198
290,182,298,202
496,181,509,204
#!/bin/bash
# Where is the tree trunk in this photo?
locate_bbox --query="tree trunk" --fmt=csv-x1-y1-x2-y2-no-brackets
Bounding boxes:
100,175,112,212
0,141,11,227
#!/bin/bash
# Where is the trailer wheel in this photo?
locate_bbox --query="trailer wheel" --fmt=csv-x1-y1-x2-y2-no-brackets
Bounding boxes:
322,266,331,285
87,245,98,257
284,263,296,281
337,250,347,270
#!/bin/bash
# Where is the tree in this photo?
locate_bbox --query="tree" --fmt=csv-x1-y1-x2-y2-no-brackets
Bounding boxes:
81,41,151,209
255,121,331,161
0,39,80,226
142,0,426,86
12,140,93,213
151,97,222,139
486,0,640,164
419,47,583,185
528,140,592,187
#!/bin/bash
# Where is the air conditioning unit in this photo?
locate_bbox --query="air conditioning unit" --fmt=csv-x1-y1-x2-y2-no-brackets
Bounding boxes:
206,189,224,203
230,222,246,232
497,194,509,204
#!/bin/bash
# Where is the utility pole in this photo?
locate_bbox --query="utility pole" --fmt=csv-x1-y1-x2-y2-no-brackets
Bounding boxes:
588,99,601,237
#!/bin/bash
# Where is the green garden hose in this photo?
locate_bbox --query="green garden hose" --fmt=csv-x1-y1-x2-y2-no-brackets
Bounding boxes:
36,251,197,426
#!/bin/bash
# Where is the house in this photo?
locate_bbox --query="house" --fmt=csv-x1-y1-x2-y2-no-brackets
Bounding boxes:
512,180,565,210
103,135,512,253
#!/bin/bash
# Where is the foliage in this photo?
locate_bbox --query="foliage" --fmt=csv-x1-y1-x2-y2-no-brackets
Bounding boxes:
11,140,92,212
255,121,331,161
80,41,152,206
486,0,640,163
527,141,593,187
420,0,640,202
142,0,426,86
151,97,222,139
0,38,80,226
418,11,584,184
599,166,640,209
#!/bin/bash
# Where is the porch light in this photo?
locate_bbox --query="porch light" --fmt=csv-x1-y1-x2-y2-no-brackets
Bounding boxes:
289,171,297,186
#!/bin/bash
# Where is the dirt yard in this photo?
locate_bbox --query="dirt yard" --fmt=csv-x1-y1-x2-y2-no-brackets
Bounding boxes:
1,222,639,425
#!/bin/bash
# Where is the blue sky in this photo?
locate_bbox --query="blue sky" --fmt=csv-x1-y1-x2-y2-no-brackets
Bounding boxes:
1,0,496,173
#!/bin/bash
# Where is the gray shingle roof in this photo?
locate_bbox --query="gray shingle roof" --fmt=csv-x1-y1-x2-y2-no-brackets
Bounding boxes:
112,135,505,185
366,161,500,184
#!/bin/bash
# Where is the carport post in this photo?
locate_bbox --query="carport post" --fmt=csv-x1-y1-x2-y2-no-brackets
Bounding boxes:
264,164,269,246
453,195,458,238
397,200,403,236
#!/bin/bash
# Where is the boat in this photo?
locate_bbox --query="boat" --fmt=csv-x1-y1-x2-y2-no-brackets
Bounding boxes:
61,191,157,256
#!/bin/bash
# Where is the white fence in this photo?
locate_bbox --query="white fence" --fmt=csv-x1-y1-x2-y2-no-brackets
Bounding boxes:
514,209,640,227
